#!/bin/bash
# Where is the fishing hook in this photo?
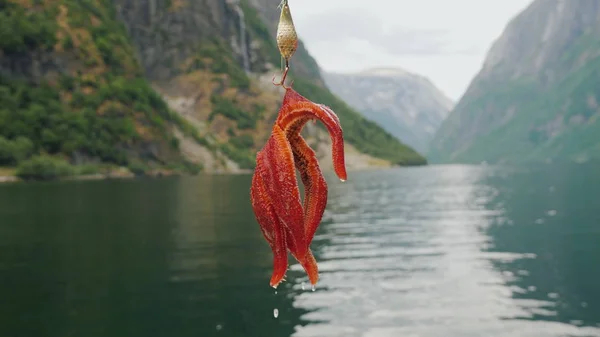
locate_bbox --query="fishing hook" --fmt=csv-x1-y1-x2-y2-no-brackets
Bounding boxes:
272,61,293,89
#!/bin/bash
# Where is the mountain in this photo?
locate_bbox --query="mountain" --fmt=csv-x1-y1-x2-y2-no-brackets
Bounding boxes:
429,0,600,164
323,68,453,153
243,0,426,167
0,0,425,180
0,0,194,178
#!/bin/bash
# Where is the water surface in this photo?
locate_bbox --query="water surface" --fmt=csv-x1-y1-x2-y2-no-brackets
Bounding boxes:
0,164,599,337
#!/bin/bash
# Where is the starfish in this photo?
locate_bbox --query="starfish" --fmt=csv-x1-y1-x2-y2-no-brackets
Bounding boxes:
250,87,347,288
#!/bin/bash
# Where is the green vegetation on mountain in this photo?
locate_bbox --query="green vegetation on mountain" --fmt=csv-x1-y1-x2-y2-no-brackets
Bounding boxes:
429,0,600,164
0,0,201,179
192,38,252,90
178,38,268,170
451,55,600,164
1,0,425,181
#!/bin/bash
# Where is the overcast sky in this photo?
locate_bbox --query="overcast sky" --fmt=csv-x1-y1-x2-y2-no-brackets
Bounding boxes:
287,0,534,101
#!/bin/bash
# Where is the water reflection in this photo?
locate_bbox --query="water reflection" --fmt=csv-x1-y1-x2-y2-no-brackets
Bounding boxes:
0,176,311,337
482,163,600,331
290,165,600,337
1,164,599,337
0,179,177,337
164,174,312,336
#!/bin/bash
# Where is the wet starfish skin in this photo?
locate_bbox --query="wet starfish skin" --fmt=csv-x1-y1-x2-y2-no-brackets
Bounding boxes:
250,87,347,288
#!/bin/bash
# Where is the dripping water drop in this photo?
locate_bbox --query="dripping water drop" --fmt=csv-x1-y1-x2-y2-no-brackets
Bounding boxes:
301,282,305,290
273,308,279,318
340,178,346,182
311,285,316,292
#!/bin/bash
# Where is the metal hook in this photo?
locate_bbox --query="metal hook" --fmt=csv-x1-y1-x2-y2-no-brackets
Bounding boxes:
271,63,293,89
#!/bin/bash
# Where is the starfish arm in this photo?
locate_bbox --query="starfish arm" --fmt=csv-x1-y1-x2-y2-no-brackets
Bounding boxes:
276,88,347,182
257,125,308,261
284,132,326,285
302,249,319,285
282,218,319,285
289,132,328,246
251,172,275,246
251,164,289,288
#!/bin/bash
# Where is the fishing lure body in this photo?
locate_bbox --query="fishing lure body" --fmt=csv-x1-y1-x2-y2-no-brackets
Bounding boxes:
273,0,298,88
276,0,298,64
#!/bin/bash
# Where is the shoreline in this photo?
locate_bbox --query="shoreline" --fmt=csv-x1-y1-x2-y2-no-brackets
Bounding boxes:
0,164,429,185
0,167,254,184
0,168,177,184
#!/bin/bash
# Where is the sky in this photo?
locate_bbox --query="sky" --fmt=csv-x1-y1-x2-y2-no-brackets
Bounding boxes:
287,0,534,101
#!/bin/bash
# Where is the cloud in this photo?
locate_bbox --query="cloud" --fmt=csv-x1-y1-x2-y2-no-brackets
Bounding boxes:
288,0,534,100
296,6,472,58
296,7,381,41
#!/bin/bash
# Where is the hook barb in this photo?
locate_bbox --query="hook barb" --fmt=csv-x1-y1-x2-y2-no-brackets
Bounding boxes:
271,62,292,89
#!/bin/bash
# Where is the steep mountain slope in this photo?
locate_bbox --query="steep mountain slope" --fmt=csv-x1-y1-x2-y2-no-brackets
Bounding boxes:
323,68,453,153
0,0,426,180
429,0,600,164
112,0,286,172
121,0,426,168
0,0,197,177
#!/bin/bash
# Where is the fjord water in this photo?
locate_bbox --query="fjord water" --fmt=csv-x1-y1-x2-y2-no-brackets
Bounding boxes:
0,164,599,337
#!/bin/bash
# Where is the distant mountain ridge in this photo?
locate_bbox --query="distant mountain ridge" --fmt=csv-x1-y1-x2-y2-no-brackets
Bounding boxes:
429,0,600,164
323,68,453,153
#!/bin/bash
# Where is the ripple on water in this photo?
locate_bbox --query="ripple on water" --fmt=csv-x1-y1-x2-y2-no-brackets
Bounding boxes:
290,166,600,337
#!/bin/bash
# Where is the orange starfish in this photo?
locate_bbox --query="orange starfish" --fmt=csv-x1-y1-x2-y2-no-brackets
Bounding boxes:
250,87,347,288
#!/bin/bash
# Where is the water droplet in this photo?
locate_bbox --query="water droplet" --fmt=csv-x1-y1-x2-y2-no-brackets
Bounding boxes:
273,308,279,318
311,285,316,292
301,282,305,290
547,210,557,216
275,290,277,295
216,324,222,331
340,178,346,182
527,286,537,292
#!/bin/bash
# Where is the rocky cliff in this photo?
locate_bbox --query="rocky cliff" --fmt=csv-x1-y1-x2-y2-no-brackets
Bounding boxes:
0,0,425,179
0,0,193,177
112,0,286,172
429,0,600,164
114,0,426,170
323,68,453,154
